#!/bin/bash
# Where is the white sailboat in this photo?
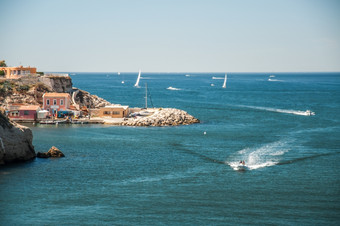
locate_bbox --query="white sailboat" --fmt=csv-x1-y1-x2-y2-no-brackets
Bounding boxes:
222,73,227,88
134,69,142,87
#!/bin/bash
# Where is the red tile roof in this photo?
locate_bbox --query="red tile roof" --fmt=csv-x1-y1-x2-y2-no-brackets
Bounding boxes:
43,93,71,98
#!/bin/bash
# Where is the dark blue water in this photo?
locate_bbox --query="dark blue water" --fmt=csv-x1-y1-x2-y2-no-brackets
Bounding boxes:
1,72,340,225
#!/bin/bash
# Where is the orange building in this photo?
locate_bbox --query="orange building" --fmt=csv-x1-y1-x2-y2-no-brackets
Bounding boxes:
99,105,129,118
43,93,71,114
0,66,37,79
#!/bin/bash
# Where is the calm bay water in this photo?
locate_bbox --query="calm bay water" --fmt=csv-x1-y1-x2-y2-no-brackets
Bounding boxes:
1,72,340,225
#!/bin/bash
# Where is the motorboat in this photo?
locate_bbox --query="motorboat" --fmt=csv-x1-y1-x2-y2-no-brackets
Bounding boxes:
236,164,248,171
305,110,315,116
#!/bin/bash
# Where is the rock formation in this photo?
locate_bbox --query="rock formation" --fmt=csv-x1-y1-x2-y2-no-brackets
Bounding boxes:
121,108,200,126
37,146,65,158
0,112,36,165
0,75,111,110
73,89,111,109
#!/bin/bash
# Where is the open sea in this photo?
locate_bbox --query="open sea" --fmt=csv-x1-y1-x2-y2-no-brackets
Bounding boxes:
1,72,340,225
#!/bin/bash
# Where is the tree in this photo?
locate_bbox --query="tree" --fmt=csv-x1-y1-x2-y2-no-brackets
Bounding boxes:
0,60,7,67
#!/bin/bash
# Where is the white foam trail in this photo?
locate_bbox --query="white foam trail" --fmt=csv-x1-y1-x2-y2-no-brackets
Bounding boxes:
237,105,315,116
227,140,290,171
268,78,283,82
119,167,204,185
166,86,181,91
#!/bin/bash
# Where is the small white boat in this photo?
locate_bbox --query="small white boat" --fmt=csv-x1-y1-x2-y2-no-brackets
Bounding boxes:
139,111,153,116
167,86,180,90
212,76,224,79
305,110,315,116
211,84,215,86
236,163,248,171
185,74,190,77
121,81,125,84
222,73,227,88
134,69,142,87
269,75,275,78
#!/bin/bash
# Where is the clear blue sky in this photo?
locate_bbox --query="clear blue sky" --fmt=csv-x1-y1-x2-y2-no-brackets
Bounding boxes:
1,0,339,72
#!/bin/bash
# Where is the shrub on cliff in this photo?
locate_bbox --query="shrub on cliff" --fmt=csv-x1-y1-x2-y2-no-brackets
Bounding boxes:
17,85,30,93
0,60,7,67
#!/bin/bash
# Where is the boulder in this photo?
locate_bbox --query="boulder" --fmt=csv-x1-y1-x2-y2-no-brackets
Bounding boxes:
0,112,36,165
48,146,65,157
37,146,65,158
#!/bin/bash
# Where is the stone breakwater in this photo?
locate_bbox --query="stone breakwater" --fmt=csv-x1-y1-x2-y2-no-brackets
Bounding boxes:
121,108,200,126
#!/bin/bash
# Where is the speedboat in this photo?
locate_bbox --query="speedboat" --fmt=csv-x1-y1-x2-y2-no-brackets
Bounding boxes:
305,110,315,116
236,164,248,171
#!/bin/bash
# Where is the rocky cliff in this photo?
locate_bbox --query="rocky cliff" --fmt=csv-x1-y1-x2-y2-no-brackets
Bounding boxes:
73,89,111,109
0,75,111,109
0,112,36,165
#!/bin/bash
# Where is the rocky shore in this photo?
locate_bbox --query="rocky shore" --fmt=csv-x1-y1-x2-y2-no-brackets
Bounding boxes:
121,108,199,126
0,112,36,165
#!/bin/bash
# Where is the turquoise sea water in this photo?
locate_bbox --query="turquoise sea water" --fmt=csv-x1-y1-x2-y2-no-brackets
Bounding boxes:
1,72,340,225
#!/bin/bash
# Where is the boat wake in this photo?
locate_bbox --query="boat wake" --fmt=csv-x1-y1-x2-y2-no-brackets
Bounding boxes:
237,105,315,116
227,140,291,171
167,86,181,91
268,78,284,82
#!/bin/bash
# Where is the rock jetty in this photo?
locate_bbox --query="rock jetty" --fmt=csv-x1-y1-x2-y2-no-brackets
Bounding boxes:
121,108,199,126
0,112,36,165
37,146,65,158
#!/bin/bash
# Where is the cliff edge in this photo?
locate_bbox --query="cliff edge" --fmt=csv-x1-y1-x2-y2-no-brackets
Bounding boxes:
0,112,36,165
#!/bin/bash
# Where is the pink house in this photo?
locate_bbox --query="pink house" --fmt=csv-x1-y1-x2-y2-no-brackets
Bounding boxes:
7,105,41,121
43,93,71,114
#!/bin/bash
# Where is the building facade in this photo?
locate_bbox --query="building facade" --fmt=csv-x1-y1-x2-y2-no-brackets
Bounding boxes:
43,93,71,114
99,105,129,118
0,66,37,79
7,105,41,121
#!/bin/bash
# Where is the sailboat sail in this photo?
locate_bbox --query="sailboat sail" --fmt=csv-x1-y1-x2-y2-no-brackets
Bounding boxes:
134,69,142,87
222,73,227,88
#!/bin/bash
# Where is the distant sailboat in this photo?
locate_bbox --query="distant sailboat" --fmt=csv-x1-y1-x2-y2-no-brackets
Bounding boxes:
134,69,142,87
222,74,227,88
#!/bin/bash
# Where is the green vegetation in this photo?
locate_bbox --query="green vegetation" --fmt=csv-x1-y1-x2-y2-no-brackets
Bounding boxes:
0,60,7,67
0,81,14,95
0,71,4,76
37,72,44,75
0,81,32,94
17,85,30,93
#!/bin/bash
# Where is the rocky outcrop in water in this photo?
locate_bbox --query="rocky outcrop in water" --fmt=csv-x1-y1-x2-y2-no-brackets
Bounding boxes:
121,108,200,126
0,112,36,165
37,146,65,158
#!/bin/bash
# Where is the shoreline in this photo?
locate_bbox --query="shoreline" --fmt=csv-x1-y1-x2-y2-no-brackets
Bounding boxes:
12,108,200,127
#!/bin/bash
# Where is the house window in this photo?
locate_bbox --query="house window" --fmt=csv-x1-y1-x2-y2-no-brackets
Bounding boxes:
47,99,50,105
24,110,29,115
103,111,111,115
53,99,57,105
60,99,64,105
113,111,120,115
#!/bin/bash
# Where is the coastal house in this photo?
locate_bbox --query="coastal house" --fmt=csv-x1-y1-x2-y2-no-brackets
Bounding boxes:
7,104,41,121
0,66,37,79
99,105,129,118
43,93,71,115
